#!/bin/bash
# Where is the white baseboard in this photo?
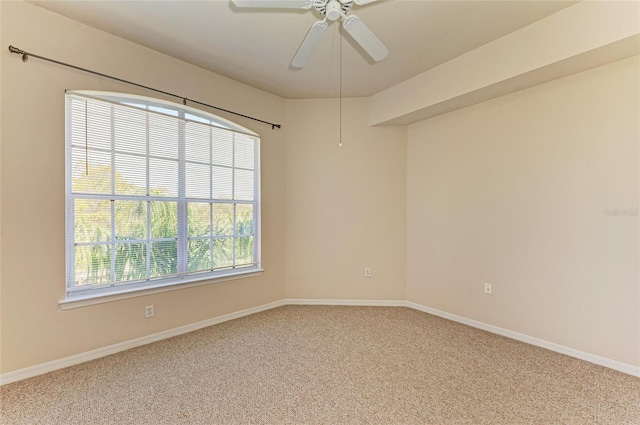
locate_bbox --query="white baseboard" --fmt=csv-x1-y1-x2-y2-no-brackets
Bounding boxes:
2,298,638,385
405,301,640,378
0,300,285,386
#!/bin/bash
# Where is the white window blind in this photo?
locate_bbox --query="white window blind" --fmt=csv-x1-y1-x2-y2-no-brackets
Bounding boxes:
65,91,260,300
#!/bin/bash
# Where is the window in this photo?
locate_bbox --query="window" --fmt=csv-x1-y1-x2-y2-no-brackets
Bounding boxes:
65,91,261,301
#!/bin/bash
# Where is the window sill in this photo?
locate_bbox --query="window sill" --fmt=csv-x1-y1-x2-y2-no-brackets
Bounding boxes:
59,269,264,310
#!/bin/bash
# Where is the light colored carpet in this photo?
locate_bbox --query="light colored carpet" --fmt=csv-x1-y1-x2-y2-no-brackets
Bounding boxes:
1,305,639,424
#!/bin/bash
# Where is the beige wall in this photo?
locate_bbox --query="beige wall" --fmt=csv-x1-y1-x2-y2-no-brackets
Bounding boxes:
0,1,286,373
407,57,640,367
284,98,406,300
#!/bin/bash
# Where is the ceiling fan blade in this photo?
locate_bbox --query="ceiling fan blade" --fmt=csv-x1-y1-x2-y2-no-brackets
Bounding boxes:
352,0,377,5
342,15,389,62
291,20,328,68
232,0,313,9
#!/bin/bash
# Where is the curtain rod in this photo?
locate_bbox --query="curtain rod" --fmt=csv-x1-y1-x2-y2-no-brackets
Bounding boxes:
8,45,282,130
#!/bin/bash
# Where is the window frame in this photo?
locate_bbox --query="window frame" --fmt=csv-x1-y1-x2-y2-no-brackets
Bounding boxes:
62,91,262,308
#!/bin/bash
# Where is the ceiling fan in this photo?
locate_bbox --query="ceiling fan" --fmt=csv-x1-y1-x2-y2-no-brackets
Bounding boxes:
231,0,389,68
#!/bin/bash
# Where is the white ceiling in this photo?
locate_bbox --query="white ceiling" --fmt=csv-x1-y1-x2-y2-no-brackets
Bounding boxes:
28,0,577,99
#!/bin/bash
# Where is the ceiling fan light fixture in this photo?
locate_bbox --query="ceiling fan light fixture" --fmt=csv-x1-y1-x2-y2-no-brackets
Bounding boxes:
325,1,342,21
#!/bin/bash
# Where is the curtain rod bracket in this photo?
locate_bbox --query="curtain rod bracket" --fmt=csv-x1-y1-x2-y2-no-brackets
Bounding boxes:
7,44,282,130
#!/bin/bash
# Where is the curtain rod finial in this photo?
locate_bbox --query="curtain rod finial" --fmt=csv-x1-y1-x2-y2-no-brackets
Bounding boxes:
8,45,28,62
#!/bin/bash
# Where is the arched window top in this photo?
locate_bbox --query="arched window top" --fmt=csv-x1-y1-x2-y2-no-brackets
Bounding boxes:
67,90,258,136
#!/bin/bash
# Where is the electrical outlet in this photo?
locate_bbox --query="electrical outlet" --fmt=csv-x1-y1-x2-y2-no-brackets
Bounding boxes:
484,284,492,295
145,305,154,318
364,267,372,278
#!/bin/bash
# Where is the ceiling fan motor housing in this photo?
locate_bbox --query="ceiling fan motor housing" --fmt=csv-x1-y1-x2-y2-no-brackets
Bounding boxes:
314,0,352,21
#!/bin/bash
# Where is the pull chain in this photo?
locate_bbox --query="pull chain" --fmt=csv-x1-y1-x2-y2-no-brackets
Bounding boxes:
339,25,343,148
